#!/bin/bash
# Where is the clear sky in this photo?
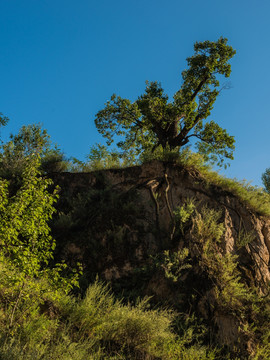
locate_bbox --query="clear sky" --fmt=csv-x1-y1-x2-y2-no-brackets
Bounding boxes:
0,0,269,186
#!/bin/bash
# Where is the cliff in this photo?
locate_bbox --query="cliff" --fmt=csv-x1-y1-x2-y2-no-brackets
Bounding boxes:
51,160,270,358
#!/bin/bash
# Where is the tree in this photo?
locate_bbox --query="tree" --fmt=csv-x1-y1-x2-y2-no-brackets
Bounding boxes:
0,124,68,179
262,168,270,193
0,112,9,127
0,155,59,279
0,152,80,332
95,37,236,166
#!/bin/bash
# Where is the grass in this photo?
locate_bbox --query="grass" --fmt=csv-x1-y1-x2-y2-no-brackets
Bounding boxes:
70,145,270,216
0,257,216,360
200,170,270,216
143,147,270,216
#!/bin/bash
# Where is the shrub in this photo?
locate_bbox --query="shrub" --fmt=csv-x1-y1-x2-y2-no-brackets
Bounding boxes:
192,207,252,310
41,148,70,173
0,276,216,359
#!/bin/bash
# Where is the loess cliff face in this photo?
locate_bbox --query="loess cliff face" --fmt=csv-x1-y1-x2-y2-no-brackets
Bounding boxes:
51,161,270,356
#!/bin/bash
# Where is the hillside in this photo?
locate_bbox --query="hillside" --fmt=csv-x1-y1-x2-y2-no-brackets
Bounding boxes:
51,160,270,358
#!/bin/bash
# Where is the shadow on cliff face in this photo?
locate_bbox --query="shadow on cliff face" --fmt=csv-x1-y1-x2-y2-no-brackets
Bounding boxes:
50,160,270,358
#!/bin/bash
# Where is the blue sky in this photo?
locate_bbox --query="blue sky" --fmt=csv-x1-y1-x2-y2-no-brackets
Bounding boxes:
0,0,270,185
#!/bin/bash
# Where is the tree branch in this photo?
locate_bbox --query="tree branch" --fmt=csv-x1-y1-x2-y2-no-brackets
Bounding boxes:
189,75,209,103
185,133,203,141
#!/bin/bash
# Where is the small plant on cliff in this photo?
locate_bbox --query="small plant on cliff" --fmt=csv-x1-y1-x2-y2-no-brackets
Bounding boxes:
173,199,196,236
162,248,192,283
190,207,270,359
192,207,251,310
236,227,255,249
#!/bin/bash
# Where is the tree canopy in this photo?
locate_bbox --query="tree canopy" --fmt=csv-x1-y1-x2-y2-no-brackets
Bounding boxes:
262,168,270,193
0,124,69,179
0,112,9,128
95,37,236,167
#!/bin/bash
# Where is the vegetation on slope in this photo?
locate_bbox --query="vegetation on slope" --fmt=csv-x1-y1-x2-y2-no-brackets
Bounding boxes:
1,57,270,357
1,271,218,360
50,152,270,358
73,144,270,216
0,137,217,359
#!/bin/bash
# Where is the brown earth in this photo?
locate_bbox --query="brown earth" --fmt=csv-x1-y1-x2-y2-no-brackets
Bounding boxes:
51,160,270,356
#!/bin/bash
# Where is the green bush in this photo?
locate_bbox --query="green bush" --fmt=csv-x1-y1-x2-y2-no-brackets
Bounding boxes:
192,207,251,310
0,274,216,360
41,148,70,173
173,199,196,236
160,249,192,283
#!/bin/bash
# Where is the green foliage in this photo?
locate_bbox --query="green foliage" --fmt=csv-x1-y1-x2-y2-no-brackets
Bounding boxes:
173,313,209,351
1,119,269,358
174,199,196,235
0,278,216,359
155,200,195,282
87,143,121,169
0,124,49,179
139,147,270,216
192,208,252,311
86,143,137,170
139,145,179,164
236,227,255,249
170,149,270,216
0,124,69,179
95,38,236,167
0,156,58,277
188,207,270,358
0,154,80,336
211,252,251,311
193,207,224,246
0,112,9,128
262,167,270,194
65,282,175,355
162,249,192,283
70,143,137,172
201,170,270,216
253,328,270,360
41,147,69,173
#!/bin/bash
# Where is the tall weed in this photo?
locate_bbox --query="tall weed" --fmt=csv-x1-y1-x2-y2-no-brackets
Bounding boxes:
192,207,251,310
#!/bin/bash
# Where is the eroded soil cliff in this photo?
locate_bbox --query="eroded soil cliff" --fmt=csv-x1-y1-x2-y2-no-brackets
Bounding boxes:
51,161,270,357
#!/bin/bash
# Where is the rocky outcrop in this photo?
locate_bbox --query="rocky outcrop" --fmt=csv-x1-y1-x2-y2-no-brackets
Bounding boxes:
51,160,270,357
